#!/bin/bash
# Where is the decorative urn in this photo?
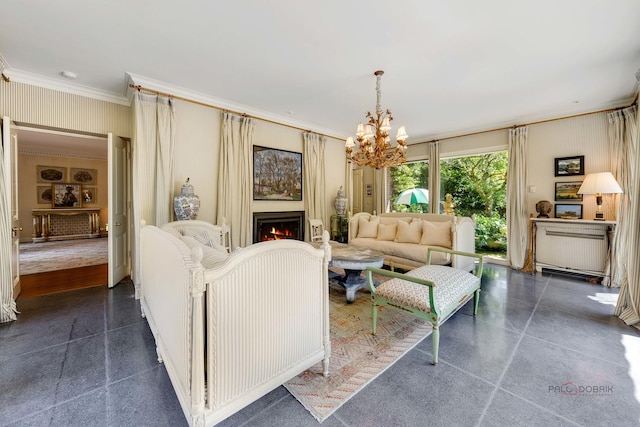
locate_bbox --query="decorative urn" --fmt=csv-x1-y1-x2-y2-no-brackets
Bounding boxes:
174,178,200,220
334,186,348,216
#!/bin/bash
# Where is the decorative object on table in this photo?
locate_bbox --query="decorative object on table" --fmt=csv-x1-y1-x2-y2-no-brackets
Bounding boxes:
70,168,97,185
554,204,583,219
555,181,583,201
334,186,348,215
253,145,302,201
394,188,429,206
577,172,623,220
442,193,455,215
52,183,81,208
345,70,408,169
36,185,52,204
554,155,584,177
37,165,66,183
82,187,97,204
173,178,200,220
535,200,552,218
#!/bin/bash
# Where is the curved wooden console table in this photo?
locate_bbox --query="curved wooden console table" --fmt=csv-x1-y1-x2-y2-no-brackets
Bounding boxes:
32,208,101,243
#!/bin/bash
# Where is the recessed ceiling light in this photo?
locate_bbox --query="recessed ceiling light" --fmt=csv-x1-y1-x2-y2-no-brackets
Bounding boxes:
61,70,77,80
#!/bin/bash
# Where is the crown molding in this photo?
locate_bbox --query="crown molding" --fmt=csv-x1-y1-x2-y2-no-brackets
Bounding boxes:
126,73,347,140
3,68,130,106
18,148,107,161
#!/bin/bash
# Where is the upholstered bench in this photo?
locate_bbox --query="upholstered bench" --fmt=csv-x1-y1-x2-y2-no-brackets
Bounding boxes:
366,247,484,365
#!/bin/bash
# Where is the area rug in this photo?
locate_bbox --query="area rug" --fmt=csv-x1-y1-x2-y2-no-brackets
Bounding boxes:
19,238,108,275
284,274,432,422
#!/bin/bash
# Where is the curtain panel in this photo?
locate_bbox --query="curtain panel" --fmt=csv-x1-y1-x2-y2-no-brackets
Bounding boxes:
429,141,440,214
217,112,254,249
0,132,17,323
132,92,176,292
303,132,327,240
506,127,528,269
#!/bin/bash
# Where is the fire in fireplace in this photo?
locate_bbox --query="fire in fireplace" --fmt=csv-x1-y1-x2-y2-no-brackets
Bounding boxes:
253,211,305,243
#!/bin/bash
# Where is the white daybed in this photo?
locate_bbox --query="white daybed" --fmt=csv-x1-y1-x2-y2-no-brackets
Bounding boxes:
140,220,331,427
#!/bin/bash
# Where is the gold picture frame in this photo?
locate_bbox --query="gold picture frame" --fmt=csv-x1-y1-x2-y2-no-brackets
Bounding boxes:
37,185,53,204
37,165,66,183
52,183,82,208
81,186,97,204
70,168,97,185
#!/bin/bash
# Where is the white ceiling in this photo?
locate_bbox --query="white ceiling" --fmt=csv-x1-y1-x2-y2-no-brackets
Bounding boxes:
2,0,640,148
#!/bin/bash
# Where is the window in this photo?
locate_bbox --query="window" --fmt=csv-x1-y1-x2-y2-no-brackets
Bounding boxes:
388,161,429,213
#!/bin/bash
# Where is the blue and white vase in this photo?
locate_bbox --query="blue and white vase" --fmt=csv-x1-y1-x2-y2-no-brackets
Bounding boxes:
174,178,200,220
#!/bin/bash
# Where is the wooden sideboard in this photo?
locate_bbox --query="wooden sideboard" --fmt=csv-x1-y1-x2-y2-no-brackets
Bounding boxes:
32,208,101,243
531,218,615,278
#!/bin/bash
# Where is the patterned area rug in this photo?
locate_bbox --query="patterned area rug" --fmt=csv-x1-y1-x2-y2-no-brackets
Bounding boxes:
284,273,432,422
19,238,108,275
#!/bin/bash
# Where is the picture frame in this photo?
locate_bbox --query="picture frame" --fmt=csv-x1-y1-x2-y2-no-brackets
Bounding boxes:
52,183,82,208
365,184,373,197
70,168,97,185
554,204,582,219
37,185,53,204
253,146,302,201
81,186,97,204
37,165,66,183
554,155,584,177
554,181,583,201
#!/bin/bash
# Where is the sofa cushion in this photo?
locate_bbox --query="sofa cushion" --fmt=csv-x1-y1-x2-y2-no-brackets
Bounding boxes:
420,220,452,248
395,219,422,244
379,216,411,225
357,216,380,238
377,223,397,241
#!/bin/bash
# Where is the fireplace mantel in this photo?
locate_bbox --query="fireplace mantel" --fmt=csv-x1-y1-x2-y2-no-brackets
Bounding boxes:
32,208,101,243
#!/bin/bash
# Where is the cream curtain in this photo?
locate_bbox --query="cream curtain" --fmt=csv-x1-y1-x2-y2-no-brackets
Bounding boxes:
345,160,353,217
303,132,326,240
429,141,440,213
506,127,528,269
132,92,176,291
374,168,388,214
611,106,640,328
0,130,17,323
217,112,254,249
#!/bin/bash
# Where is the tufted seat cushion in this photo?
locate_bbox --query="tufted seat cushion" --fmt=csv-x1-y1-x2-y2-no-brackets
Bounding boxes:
375,265,480,314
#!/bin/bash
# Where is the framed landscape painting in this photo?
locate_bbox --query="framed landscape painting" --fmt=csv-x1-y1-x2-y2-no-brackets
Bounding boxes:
554,155,584,177
253,146,302,201
555,204,582,219
555,181,583,201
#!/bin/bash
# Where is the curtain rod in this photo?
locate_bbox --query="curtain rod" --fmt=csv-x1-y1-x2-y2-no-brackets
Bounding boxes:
411,105,634,147
129,84,342,141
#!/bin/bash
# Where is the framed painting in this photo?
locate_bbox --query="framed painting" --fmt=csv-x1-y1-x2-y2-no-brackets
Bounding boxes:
37,165,66,183
554,155,584,177
81,187,97,204
37,185,53,204
52,183,82,208
554,204,582,219
554,181,583,201
70,168,97,185
253,146,302,201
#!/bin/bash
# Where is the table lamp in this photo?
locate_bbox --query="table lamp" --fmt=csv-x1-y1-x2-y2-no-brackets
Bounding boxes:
577,172,623,220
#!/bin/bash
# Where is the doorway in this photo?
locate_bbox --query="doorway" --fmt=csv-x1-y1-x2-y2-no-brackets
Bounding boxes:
14,125,126,298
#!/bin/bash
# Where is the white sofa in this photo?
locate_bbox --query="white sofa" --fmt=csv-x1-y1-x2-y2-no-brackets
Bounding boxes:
140,220,331,427
348,212,476,271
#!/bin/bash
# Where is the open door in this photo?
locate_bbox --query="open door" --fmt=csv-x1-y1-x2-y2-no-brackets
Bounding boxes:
2,117,20,299
108,133,129,287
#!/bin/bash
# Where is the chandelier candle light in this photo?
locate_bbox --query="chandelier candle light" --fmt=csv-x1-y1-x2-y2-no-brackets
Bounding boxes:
345,70,408,169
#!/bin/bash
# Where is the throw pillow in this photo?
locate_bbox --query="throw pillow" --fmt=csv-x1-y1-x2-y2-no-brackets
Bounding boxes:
420,220,452,248
357,216,380,238
395,219,422,244
376,223,397,241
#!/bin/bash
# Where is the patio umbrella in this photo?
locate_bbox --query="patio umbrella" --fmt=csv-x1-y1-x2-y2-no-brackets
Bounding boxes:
394,188,429,205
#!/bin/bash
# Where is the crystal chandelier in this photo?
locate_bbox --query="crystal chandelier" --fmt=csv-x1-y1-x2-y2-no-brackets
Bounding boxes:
345,70,408,169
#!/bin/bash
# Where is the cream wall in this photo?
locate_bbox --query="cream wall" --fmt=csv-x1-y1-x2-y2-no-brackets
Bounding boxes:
370,111,614,221
17,154,108,242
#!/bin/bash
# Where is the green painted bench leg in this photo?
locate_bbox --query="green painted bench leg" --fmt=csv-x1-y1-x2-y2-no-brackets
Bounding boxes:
473,289,480,316
372,300,378,335
432,324,439,365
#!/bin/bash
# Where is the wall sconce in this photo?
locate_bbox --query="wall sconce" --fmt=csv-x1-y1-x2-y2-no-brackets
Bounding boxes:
577,172,623,220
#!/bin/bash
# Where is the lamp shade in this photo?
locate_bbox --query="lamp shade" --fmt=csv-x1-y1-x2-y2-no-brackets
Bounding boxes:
577,172,623,195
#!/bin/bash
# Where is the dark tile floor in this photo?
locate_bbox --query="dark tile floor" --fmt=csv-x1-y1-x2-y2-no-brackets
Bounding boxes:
1,265,640,427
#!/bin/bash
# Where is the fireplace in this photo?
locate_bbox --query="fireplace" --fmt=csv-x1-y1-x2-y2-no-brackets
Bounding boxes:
253,211,305,243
